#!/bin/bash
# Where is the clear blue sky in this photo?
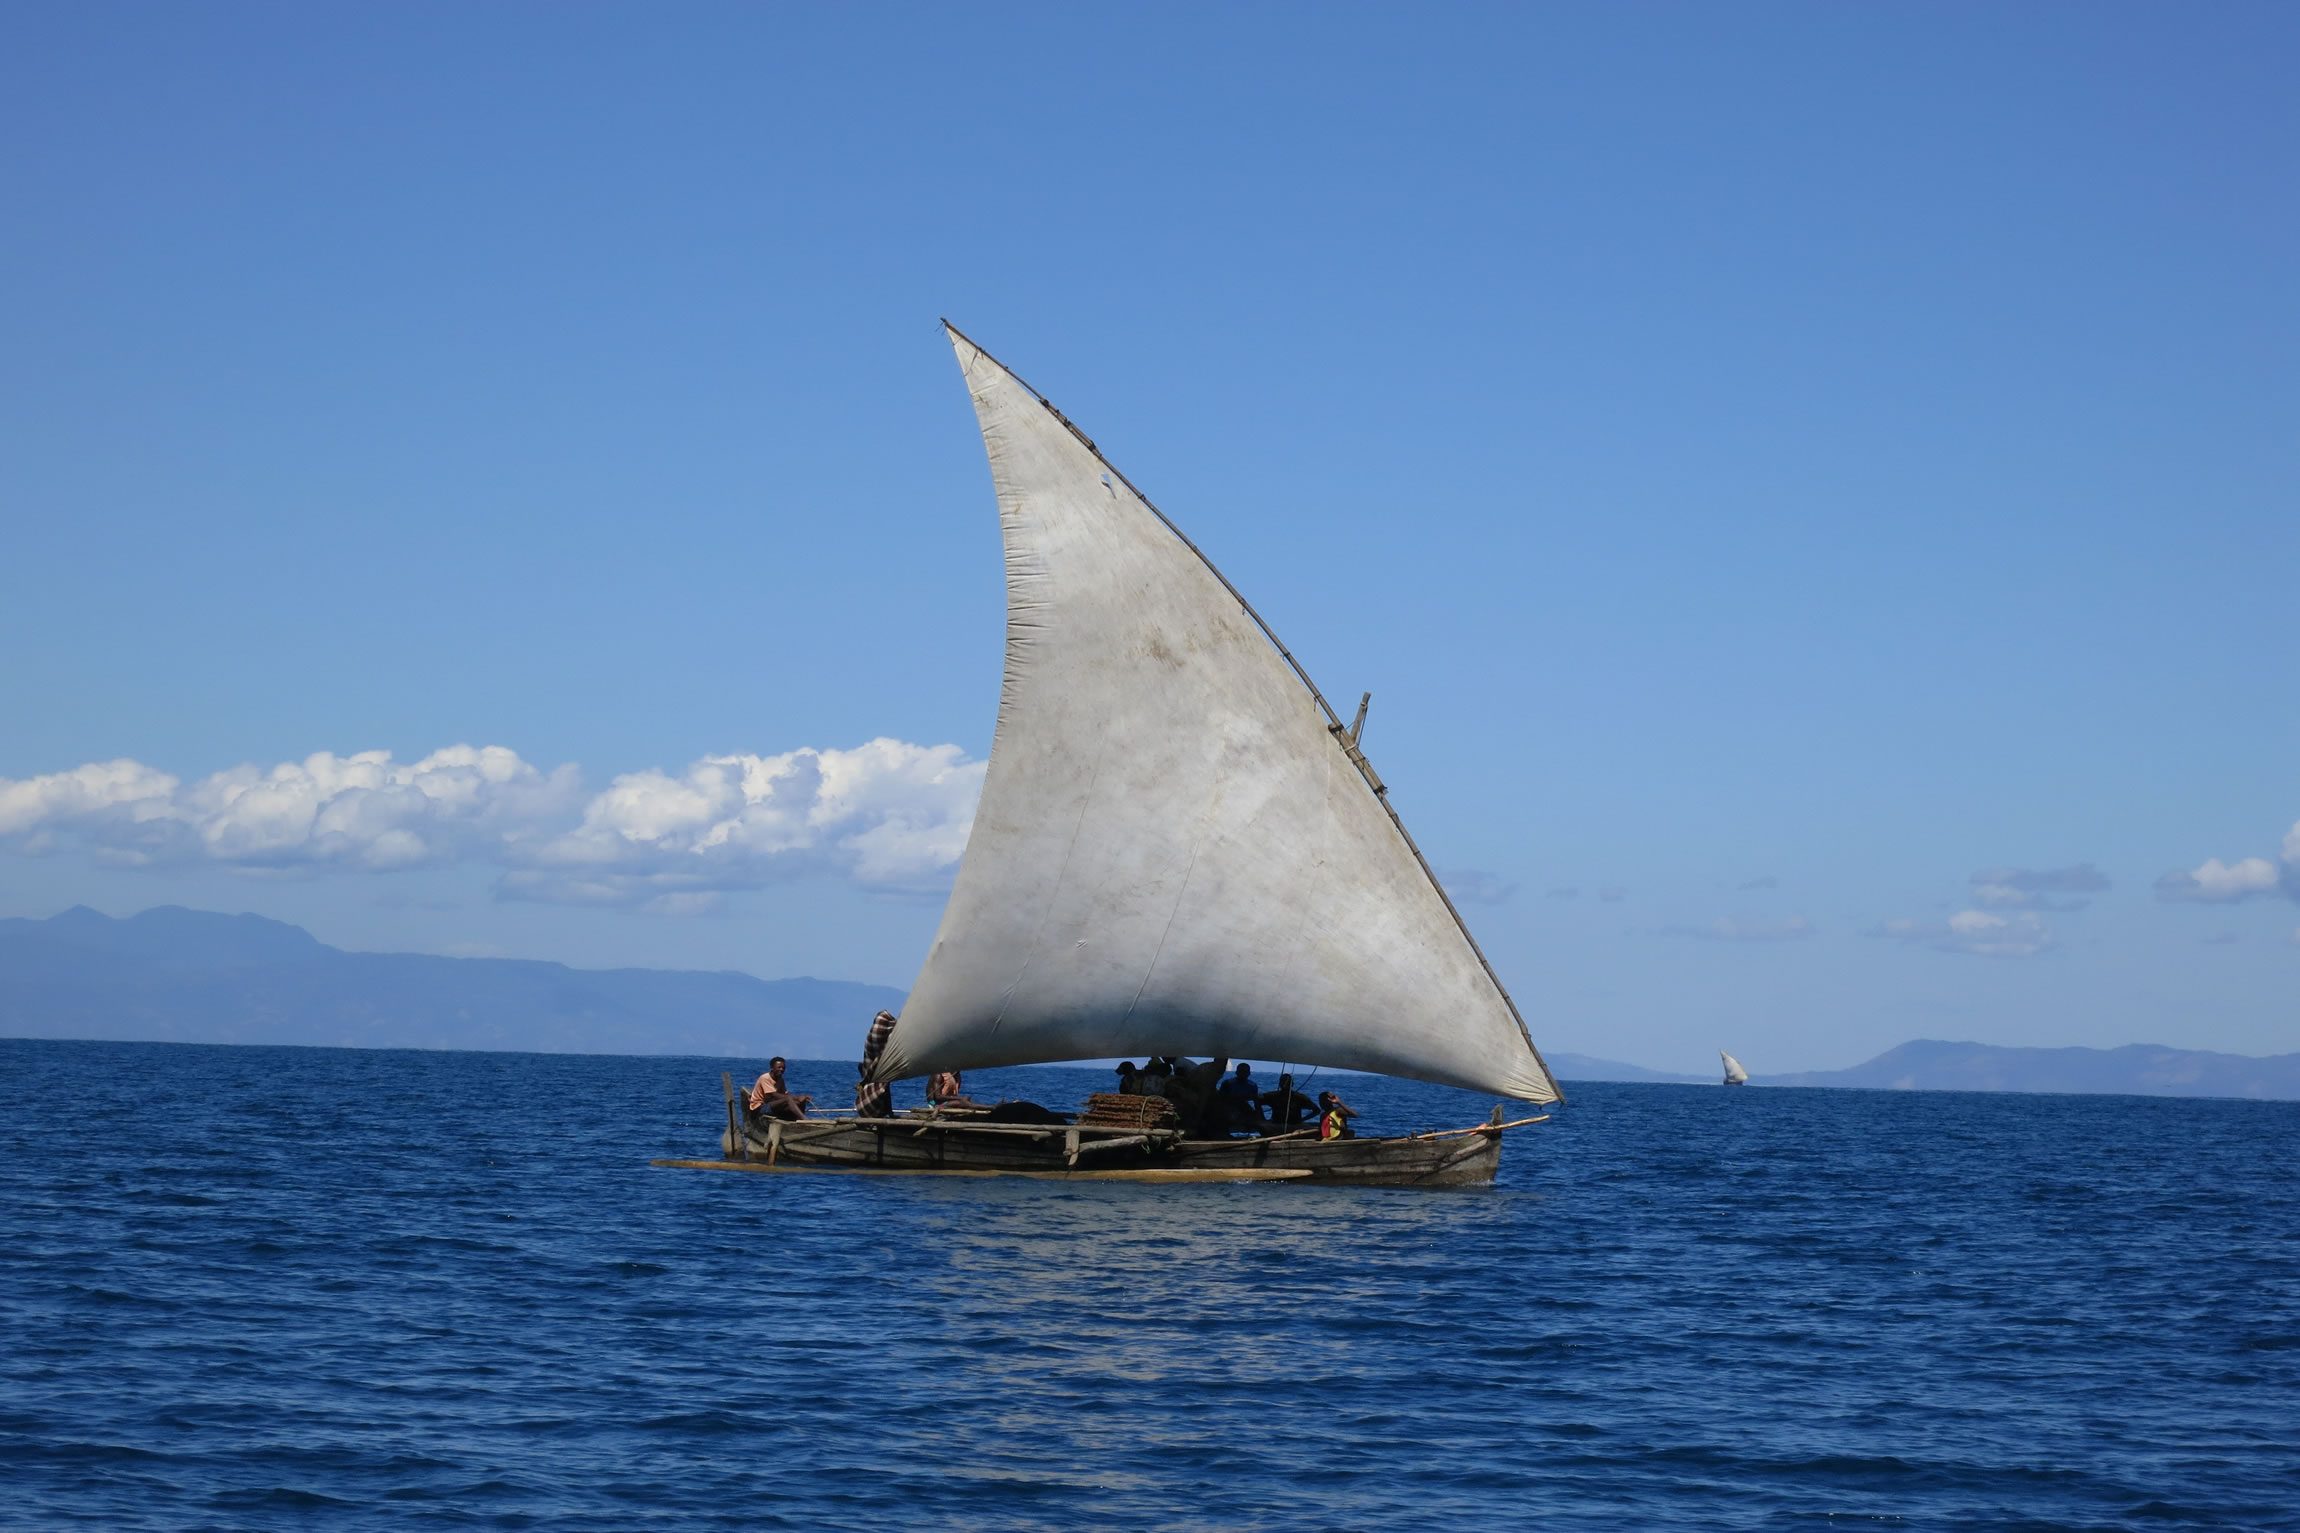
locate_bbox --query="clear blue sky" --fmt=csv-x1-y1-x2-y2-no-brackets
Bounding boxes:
3,3,2293,1072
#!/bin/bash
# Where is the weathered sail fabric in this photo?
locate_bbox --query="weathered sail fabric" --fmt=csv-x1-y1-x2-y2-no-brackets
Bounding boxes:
879,329,1558,1103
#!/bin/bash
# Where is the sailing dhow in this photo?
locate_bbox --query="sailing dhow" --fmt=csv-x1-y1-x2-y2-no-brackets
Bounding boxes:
662,324,1560,1185
1721,1051,1750,1086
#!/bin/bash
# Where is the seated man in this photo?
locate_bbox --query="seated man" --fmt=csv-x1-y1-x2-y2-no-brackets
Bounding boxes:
1215,1062,1265,1133
1112,1061,1145,1096
1316,1089,1359,1139
927,1069,987,1111
1258,1073,1319,1132
746,1056,814,1121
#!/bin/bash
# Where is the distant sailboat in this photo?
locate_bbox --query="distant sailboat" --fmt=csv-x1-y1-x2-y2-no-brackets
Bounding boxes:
1721,1051,1750,1086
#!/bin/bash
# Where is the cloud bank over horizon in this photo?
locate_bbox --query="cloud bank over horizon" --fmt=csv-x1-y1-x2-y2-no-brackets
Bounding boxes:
1864,863,2112,961
1869,909,2055,959
0,741,985,912
2155,821,2300,905
1970,862,2110,912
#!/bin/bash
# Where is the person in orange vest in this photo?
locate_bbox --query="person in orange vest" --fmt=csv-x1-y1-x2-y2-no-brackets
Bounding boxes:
1316,1089,1358,1140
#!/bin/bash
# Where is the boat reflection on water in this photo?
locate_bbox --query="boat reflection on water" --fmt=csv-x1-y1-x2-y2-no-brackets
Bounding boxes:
886,1078,1548,1405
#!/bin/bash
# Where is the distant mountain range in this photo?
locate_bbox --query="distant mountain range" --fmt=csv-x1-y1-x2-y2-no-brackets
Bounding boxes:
6,907,2297,1100
1545,1052,1707,1084
0,906,902,1061
1553,1039,2300,1100
1753,1038,2300,1100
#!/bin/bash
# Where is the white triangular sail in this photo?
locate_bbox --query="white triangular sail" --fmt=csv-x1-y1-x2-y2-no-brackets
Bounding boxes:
1721,1051,1749,1085
876,327,1558,1104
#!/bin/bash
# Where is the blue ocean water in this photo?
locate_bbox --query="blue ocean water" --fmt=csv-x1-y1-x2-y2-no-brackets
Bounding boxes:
2,1039,2295,1531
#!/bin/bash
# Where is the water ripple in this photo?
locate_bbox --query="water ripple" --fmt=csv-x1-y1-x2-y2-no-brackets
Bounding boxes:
2,1038,2295,1530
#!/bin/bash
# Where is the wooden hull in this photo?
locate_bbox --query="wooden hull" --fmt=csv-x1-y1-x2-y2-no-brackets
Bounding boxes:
665,1112,1519,1187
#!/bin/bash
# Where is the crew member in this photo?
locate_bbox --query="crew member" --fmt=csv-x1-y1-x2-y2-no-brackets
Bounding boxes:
1215,1063,1264,1133
1161,1056,1229,1136
861,1010,897,1072
747,1057,813,1121
1316,1089,1358,1139
928,1069,986,1110
1259,1073,1318,1131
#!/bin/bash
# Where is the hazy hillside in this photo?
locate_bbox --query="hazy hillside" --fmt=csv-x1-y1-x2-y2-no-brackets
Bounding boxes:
1546,1051,1707,1084
1544,1041,2300,1099
1756,1039,2300,1101
0,906,903,1061
9,909,2296,1100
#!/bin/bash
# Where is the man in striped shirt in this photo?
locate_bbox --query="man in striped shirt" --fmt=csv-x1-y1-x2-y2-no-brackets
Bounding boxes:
861,1010,897,1074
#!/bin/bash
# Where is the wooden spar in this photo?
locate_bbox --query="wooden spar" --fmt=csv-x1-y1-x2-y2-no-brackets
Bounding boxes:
720,1072,746,1163
770,1115,1166,1138
727,1117,854,1150
902,1120,1068,1140
1409,1114,1551,1141
1068,1133,1153,1159
938,318,1562,1106
651,1159,1317,1183
777,1120,865,1139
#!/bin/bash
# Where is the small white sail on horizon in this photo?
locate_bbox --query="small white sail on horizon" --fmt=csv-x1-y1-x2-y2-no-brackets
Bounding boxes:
1721,1050,1749,1086
874,325,1560,1103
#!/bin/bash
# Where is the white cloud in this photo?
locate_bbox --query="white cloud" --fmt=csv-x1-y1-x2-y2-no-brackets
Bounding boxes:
504,739,983,903
0,747,582,870
1869,909,2052,958
0,758,181,840
2154,856,2281,905
2154,819,2300,905
1658,915,1815,942
1970,862,2109,910
0,738,985,907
